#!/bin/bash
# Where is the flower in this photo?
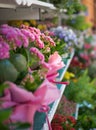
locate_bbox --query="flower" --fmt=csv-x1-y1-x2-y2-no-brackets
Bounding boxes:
0,80,60,129
0,24,66,130
50,26,78,51
64,71,75,80
0,36,10,59
51,114,76,130
46,51,65,81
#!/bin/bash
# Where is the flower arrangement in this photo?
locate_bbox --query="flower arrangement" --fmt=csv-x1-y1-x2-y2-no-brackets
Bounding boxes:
0,24,67,129
64,69,96,105
50,26,78,54
51,114,76,130
56,95,76,117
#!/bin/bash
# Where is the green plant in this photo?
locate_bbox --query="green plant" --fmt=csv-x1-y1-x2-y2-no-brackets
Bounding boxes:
66,16,92,31
88,60,96,79
75,105,96,129
64,69,96,104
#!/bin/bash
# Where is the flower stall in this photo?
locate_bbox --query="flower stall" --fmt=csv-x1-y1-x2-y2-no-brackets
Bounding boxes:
0,1,79,130
0,24,75,130
0,20,76,129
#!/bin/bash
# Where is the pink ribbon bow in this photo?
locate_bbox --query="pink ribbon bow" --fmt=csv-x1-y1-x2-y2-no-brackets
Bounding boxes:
0,79,60,130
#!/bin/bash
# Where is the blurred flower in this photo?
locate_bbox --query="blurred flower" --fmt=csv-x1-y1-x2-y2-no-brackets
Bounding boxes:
0,36,10,59
51,114,76,130
50,26,78,50
64,71,75,80
0,24,69,130
84,43,92,49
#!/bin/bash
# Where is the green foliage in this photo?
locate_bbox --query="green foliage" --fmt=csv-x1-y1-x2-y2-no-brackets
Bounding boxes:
76,106,96,129
51,38,67,56
0,123,9,130
88,60,96,79
64,70,96,104
10,122,31,130
0,83,8,96
0,59,19,83
59,1,87,15
0,108,12,122
0,108,12,130
84,35,93,43
40,0,87,15
66,16,92,31
24,71,43,92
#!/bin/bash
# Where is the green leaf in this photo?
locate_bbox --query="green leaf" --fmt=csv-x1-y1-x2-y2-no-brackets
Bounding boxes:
0,108,12,122
13,122,31,130
0,84,8,97
64,69,96,104
0,123,9,130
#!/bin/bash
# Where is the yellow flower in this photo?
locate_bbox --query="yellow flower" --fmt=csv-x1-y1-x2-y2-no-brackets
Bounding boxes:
8,20,23,27
23,22,30,26
37,24,43,30
72,78,78,83
30,20,37,26
64,71,75,80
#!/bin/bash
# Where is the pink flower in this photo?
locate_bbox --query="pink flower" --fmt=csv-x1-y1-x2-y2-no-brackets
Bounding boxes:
35,35,44,48
47,51,65,81
45,35,56,46
30,47,45,62
0,80,60,129
0,38,10,59
21,29,35,43
80,53,90,61
41,34,56,47
0,24,26,49
48,51,65,69
84,43,91,49
29,27,41,35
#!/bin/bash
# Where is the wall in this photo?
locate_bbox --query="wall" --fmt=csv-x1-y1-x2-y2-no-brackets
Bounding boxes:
81,0,95,25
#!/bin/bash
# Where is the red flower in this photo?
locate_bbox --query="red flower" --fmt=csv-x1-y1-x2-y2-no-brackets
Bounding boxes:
51,114,76,130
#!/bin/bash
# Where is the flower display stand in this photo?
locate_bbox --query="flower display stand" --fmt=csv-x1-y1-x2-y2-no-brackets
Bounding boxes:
33,50,74,130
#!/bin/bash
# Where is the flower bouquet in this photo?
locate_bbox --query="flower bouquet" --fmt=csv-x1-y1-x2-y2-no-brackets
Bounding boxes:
0,24,66,130
51,114,76,130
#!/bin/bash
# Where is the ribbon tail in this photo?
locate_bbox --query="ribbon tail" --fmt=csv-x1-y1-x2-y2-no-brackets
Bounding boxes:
50,80,69,85
38,105,52,130
46,112,52,130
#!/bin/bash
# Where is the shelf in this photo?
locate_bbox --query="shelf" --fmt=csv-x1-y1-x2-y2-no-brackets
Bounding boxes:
75,104,79,120
0,8,40,20
42,84,66,130
43,50,74,130
57,50,75,81
0,0,55,9
0,0,56,20
33,50,74,130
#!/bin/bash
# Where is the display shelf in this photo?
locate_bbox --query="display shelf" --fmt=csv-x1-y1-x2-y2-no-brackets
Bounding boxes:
43,50,74,130
57,50,74,81
42,84,66,130
75,104,79,120
0,0,55,20
33,50,74,130
0,0,55,9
